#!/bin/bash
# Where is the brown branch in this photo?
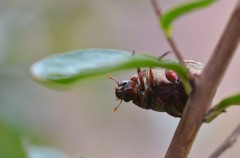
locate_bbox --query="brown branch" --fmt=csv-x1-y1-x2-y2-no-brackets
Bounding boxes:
150,0,161,17
150,0,186,69
209,123,240,158
165,1,240,158
166,37,186,68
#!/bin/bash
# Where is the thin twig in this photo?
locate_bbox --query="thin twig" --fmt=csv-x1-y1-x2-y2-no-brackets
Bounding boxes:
209,123,240,158
166,37,186,67
165,1,240,158
151,0,161,17
150,0,186,70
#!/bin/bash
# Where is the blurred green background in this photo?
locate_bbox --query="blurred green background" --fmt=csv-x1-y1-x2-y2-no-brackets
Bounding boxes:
0,0,240,157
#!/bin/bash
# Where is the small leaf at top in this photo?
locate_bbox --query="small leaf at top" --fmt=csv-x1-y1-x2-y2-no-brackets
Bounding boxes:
161,0,216,37
30,48,188,88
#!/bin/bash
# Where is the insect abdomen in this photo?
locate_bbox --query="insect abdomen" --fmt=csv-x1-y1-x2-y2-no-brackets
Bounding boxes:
112,59,204,117
132,60,204,117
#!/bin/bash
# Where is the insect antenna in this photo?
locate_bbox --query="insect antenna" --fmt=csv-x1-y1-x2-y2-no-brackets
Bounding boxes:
114,99,123,112
106,74,119,86
107,74,123,112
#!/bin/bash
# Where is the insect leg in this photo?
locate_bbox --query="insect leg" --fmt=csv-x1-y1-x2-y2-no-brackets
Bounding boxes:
171,94,185,113
137,68,145,91
149,67,154,88
158,50,172,60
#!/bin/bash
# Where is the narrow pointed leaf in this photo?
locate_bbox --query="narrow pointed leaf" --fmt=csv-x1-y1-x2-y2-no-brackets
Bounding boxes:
205,93,240,123
31,49,188,88
161,0,216,37
216,93,240,110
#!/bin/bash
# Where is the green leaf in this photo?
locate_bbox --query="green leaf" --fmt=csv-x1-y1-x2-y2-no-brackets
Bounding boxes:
205,93,240,123
216,93,240,109
31,48,188,88
161,0,216,37
0,122,26,158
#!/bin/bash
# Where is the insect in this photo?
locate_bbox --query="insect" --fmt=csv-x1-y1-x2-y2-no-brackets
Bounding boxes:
107,59,204,117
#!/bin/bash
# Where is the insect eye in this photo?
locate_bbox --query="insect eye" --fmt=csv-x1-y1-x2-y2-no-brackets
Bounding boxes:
119,80,128,87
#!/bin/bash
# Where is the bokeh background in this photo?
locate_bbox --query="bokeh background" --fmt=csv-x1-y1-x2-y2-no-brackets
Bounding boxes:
0,0,240,157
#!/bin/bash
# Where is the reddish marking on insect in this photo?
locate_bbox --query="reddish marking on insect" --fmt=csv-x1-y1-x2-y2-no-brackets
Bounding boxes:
165,69,179,82
137,68,145,91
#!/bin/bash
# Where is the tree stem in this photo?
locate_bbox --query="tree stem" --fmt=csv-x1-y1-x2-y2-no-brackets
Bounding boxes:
150,0,186,70
165,1,240,158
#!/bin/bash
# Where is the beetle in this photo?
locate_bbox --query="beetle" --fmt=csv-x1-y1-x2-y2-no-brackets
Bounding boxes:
108,60,204,117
